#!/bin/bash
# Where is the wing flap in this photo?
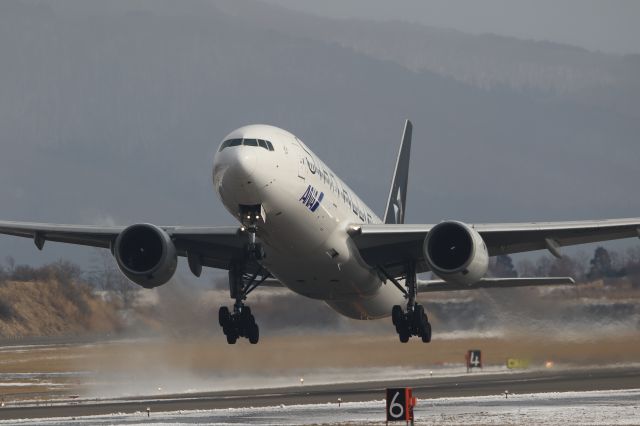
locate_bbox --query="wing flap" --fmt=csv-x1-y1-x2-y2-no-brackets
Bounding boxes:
417,277,575,292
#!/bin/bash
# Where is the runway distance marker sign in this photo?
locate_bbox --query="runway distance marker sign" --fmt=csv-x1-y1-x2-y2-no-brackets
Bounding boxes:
466,349,482,372
385,387,414,424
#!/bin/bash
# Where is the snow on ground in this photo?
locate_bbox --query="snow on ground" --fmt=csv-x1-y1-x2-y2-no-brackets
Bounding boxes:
76,362,640,400
2,388,639,425
78,364,512,399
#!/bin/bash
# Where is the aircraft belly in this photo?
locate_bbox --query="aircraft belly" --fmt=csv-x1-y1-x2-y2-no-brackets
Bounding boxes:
247,149,404,319
258,205,377,300
258,214,405,316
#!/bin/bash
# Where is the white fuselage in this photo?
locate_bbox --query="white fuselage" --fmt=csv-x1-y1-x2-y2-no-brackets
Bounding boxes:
212,125,404,319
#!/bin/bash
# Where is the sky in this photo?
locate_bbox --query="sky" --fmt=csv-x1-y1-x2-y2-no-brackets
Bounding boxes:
0,0,638,269
262,0,640,55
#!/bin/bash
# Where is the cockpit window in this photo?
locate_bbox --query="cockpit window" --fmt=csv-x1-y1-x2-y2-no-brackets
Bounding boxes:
219,138,274,152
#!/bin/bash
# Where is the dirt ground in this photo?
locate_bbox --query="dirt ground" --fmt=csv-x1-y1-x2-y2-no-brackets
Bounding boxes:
1,332,639,402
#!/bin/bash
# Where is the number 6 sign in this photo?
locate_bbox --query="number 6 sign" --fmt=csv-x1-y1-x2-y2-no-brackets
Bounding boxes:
386,388,414,423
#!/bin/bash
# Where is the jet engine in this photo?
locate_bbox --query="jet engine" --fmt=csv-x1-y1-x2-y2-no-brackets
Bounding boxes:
423,221,489,286
114,224,177,288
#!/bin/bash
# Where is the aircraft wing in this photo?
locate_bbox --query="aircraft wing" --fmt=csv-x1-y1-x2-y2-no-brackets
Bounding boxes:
0,220,248,271
348,218,640,277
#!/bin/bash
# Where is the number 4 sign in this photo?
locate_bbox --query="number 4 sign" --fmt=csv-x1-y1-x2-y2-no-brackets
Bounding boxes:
466,349,482,372
386,388,415,424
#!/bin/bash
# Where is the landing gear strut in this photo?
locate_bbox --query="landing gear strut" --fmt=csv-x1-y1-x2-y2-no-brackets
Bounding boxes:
386,262,432,343
219,205,268,344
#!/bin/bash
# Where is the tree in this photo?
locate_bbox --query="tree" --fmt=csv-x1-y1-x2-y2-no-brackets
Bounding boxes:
534,256,553,277
587,247,625,280
548,255,580,278
88,249,138,309
4,256,15,274
489,255,518,277
516,258,536,277
625,246,640,288
46,260,83,284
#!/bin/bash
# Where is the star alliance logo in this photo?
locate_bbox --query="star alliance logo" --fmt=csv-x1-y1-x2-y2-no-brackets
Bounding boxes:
393,187,404,224
299,185,324,213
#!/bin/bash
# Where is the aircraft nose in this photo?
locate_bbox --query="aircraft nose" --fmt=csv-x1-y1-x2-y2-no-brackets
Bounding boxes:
228,147,257,182
213,145,260,207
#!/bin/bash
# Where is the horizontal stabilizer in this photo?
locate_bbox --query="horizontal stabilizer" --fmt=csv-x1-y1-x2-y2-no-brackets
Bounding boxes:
417,277,575,293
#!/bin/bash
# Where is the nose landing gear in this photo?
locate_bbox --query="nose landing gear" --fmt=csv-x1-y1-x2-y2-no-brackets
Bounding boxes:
219,204,268,344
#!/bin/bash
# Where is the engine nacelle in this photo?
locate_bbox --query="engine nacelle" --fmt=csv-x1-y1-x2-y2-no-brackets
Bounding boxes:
114,223,177,289
423,221,489,286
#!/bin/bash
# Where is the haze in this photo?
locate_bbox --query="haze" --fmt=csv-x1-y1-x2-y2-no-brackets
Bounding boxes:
263,0,640,55
0,0,639,268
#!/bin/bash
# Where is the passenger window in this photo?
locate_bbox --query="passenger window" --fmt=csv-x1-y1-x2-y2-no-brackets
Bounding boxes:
266,140,274,151
243,138,259,147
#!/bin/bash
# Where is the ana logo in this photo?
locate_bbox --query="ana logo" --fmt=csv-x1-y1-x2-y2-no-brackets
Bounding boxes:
299,185,324,213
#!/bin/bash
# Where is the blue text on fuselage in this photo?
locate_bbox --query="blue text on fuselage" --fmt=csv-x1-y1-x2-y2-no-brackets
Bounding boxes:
299,185,324,213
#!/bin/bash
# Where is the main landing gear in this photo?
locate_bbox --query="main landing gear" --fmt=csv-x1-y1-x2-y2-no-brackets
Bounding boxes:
384,262,432,343
219,205,268,345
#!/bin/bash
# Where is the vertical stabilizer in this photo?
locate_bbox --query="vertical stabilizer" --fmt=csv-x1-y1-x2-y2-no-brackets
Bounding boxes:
383,120,412,224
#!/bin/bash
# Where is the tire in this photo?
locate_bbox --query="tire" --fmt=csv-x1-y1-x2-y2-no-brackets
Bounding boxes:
391,305,403,327
413,305,425,326
248,323,260,344
226,333,238,344
218,306,230,327
241,306,252,321
421,322,432,343
399,331,410,343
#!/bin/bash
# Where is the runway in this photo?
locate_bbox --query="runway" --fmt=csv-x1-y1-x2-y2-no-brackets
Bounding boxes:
1,365,638,421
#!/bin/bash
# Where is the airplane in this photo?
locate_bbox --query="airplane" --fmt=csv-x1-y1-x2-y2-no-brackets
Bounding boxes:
1,120,639,344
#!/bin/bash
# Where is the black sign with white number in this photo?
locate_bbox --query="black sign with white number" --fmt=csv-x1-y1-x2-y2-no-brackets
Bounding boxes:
467,349,482,369
386,388,412,421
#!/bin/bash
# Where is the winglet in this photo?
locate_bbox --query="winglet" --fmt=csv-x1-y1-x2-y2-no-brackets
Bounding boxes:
383,120,412,224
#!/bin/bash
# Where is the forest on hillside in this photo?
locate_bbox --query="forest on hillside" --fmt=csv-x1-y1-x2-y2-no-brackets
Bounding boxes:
0,244,638,339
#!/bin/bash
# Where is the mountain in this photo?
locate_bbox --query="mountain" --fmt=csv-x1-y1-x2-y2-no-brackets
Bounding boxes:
0,0,638,268
220,0,640,118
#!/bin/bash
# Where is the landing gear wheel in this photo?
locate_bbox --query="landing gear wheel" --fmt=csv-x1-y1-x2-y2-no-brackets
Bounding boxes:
226,332,238,344
219,306,231,327
413,305,425,329
421,322,432,343
248,323,259,344
392,305,403,327
240,306,252,321
391,303,433,343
